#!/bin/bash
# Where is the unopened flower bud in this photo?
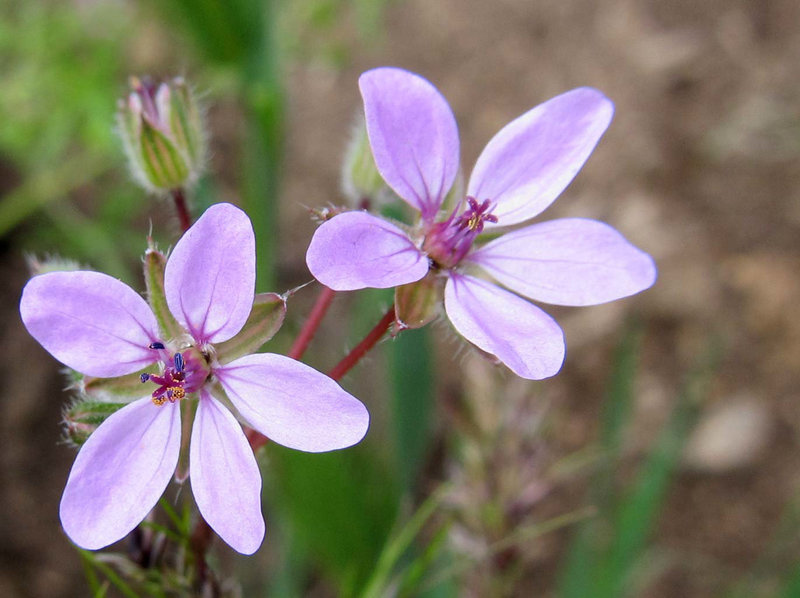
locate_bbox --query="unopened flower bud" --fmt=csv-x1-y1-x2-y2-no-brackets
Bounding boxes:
117,76,206,192
26,254,86,276
341,116,391,209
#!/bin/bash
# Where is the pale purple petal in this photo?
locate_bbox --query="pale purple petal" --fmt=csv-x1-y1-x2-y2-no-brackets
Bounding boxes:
216,353,370,452
60,397,181,550
165,203,255,344
444,274,565,380
468,88,614,227
360,67,459,221
468,218,657,306
20,271,159,377
306,211,429,290
190,392,264,555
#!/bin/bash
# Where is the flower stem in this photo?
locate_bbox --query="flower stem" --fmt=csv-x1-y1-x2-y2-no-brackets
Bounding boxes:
246,427,270,452
329,304,396,381
170,187,192,232
288,285,336,360
189,515,219,595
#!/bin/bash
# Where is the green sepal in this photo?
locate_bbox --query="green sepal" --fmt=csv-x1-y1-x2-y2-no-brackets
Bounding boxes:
139,116,190,190
394,272,444,331
169,80,204,166
216,292,287,364
64,400,126,446
144,245,184,341
83,369,154,401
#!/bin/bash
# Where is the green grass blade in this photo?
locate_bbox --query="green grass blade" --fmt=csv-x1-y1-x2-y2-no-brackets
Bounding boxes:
389,326,435,491
558,326,643,598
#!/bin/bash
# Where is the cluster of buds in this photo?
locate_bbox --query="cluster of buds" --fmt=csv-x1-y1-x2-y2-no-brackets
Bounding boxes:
117,76,206,193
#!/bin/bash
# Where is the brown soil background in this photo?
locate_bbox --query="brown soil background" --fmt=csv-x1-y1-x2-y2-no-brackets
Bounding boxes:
2,0,800,596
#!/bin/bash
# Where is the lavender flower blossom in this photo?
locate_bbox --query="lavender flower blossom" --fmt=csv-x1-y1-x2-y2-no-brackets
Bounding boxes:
20,203,369,554
307,67,656,380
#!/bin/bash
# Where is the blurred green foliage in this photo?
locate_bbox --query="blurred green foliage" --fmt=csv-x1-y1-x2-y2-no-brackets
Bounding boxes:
8,2,800,597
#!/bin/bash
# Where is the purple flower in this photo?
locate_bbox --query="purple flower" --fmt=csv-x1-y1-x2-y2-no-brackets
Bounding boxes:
307,67,656,380
20,203,369,554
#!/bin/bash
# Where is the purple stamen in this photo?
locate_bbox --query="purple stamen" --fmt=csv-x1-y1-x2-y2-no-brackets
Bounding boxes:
148,342,165,350
173,352,184,373
140,373,150,383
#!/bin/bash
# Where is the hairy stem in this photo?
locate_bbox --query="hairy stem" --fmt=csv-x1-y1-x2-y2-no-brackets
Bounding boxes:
329,304,396,382
170,187,192,232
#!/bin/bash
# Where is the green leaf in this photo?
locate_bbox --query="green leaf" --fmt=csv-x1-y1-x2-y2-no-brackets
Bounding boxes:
216,292,287,363
266,444,399,594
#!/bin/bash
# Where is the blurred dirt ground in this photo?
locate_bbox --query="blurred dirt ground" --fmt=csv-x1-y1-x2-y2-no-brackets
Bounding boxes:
3,0,800,596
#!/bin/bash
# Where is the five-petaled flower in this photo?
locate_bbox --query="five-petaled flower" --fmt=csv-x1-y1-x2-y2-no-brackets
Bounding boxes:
20,203,369,554
307,67,657,380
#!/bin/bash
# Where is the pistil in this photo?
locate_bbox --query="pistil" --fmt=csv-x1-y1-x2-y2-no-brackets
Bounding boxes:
422,196,498,268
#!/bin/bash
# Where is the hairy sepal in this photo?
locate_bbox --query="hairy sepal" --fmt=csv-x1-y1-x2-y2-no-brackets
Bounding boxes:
215,292,287,364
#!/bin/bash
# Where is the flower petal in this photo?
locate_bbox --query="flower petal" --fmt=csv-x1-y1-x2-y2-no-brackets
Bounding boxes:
444,274,565,380
306,211,429,290
60,396,181,550
216,353,370,452
468,88,614,227
360,67,459,221
20,271,159,377
190,392,264,555
165,203,255,344
468,218,657,306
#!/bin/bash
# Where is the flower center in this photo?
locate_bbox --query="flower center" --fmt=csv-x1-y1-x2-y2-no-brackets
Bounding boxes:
141,344,208,407
422,196,498,268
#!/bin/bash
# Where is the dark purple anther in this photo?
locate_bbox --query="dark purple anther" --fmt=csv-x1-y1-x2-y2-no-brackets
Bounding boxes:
140,373,150,383
149,342,165,350
173,352,184,373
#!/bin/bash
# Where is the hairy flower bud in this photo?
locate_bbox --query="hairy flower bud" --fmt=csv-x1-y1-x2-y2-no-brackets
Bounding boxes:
341,116,390,209
117,76,206,192
25,254,86,276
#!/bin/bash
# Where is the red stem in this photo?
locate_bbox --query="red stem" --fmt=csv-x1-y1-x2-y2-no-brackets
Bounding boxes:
329,304,396,381
288,285,336,360
170,187,192,232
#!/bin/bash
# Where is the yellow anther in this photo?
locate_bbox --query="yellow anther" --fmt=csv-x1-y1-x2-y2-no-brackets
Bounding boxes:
168,387,186,402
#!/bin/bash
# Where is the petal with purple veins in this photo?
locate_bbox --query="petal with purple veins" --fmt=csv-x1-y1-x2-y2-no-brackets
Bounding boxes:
468,218,657,306
306,211,429,290
190,392,264,555
360,67,460,222
20,271,159,378
59,396,181,550
165,203,256,344
444,274,565,380
216,353,370,452
468,88,614,227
